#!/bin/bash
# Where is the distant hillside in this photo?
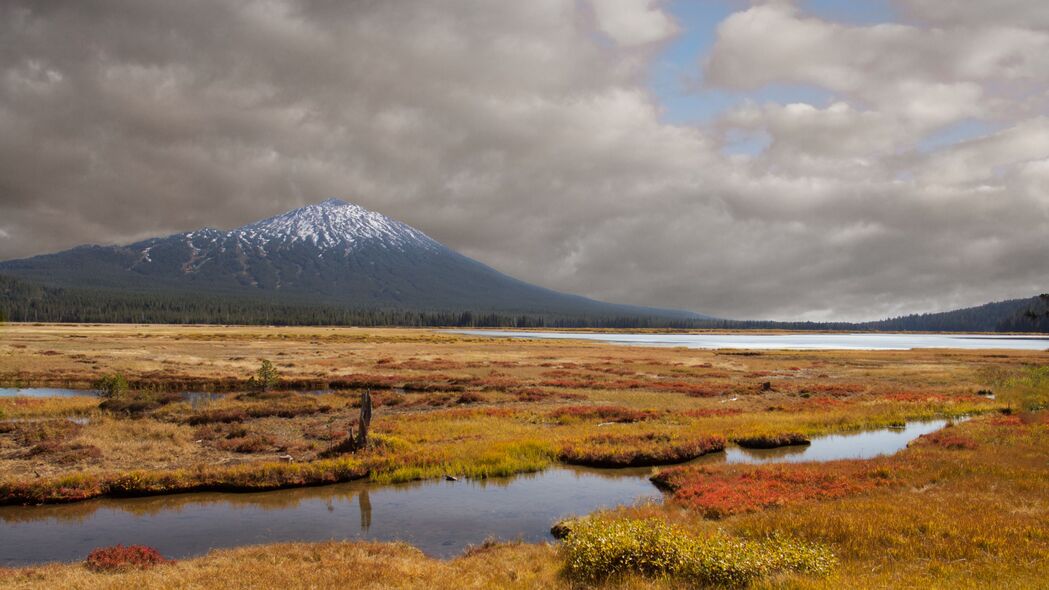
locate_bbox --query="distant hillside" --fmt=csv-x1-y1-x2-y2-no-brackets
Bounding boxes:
996,295,1049,333
861,296,1049,333
1,271,1045,333
0,274,691,328
0,199,703,322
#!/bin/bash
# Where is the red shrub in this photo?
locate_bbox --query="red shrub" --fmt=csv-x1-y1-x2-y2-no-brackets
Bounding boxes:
186,402,330,425
512,388,550,402
798,383,867,396
918,430,978,450
477,377,518,392
439,407,515,419
216,433,277,453
883,391,951,403
10,420,82,445
85,545,170,572
617,378,650,388
378,358,465,370
26,442,103,464
684,385,732,398
560,433,725,467
732,432,810,449
541,369,583,378
404,393,452,407
990,414,1025,427
328,374,399,390
539,378,601,389
682,408,744,419
797,396,849,409
653,464,884,518
548,405,657,424
455,392,487,404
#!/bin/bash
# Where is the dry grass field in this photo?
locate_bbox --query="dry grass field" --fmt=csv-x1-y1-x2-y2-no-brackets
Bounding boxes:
1,323,1047,588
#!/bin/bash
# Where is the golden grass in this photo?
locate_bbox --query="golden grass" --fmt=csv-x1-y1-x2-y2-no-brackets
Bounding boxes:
0,541,565,590
0,397,98,420
0,323,1030,502
1,324,1047,588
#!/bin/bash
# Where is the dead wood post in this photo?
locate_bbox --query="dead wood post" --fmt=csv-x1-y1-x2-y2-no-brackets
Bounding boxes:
356,390,372,450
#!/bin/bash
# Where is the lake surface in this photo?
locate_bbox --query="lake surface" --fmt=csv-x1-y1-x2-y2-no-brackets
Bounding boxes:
0,419,952,566
452,330,1049,351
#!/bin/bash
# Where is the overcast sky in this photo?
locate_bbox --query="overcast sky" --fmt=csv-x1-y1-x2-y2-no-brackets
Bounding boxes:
1,0,1047,321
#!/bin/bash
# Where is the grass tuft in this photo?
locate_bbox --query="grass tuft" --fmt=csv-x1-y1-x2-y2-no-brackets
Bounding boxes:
560,517,836,586
559,432,725,467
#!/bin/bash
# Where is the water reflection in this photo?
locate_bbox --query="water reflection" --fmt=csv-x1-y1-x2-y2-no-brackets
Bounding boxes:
0,468,660,566
731,444,810,461
359,489,371,532
721,419,953,465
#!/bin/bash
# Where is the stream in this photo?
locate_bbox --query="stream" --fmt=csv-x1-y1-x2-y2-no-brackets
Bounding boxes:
0,419,953,566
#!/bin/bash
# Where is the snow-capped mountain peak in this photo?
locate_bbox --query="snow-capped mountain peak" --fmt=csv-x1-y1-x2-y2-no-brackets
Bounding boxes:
231,199,441,252
0,198,701,320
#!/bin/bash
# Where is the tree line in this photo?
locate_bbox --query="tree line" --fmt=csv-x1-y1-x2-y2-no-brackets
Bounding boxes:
1,274,1046,332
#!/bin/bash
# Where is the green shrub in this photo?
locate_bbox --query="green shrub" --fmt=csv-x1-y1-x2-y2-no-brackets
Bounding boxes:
984,365,1049,412
94,373,129,399
560,518,836,587
249,359,280,393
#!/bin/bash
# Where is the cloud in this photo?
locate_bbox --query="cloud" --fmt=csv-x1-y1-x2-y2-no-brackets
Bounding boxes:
587,0,679,46
895,0,1049,30
0,0,1046,321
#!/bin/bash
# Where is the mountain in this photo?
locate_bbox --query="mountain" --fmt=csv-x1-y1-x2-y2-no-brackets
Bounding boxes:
0,199,704,320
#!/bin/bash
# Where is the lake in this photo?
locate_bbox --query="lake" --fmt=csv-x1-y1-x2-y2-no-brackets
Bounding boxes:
451,330,1049,351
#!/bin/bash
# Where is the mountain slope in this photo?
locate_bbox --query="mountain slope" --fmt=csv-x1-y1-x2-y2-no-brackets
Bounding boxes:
859,296,1049,333
0,199,703,319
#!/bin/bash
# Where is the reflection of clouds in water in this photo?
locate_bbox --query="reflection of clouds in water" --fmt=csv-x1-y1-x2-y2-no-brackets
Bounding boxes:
722,419,956,465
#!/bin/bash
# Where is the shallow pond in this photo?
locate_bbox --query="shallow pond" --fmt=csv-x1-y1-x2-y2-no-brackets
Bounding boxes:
0,388,97,398
451,330,1049,351
0,388,225,406
0,419,954,566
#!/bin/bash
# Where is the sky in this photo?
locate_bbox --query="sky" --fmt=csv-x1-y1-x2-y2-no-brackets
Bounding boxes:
1,0,1047,321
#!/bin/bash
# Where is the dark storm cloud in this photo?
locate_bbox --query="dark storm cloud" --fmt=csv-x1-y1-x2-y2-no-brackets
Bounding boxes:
1,0,1047,320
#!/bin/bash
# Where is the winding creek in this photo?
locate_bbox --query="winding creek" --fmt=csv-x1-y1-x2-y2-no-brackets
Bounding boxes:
0,419,954,566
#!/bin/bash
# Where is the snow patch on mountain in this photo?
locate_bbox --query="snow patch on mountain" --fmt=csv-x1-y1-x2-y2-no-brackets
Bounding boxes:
231,199,441,252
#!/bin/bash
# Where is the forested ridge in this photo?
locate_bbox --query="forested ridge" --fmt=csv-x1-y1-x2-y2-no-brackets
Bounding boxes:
1,275,1046,332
